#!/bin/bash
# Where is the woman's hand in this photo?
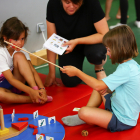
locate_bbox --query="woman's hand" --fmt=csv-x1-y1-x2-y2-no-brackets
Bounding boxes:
62,39,79,54
60,66,78,77
44,73,60,87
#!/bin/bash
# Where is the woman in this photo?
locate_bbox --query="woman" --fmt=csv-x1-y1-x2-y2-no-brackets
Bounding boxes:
45,0,109,87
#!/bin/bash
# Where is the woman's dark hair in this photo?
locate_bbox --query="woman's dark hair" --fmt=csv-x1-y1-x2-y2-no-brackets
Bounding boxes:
103,25,139,64
63,0,83,4
0,17,29,47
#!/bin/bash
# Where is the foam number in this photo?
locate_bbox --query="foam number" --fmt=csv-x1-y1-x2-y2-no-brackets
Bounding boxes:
46,136,54,140
48,116,56,124
38,119,46,127
33,110,38,119
36,134,44,140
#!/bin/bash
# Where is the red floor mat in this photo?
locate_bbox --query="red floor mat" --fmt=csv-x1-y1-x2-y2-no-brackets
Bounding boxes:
1,73,140,140
1,73,93,115
45,95,140,140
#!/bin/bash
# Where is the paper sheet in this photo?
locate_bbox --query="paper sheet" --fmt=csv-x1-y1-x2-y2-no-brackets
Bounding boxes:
43,33,68,55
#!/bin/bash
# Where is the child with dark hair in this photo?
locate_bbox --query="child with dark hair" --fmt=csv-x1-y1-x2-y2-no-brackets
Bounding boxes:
61,25,140,132
0,17,52,104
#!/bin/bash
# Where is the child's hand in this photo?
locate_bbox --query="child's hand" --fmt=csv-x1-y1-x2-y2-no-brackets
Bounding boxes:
30,89,47,104
39,88,47,98
44,73,60,87
60,66,78,77
99,88,107,95
39,89,48,103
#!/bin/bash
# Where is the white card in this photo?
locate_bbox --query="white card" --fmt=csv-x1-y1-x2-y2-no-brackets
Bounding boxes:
38,119,46,127
36,134,44,140
33,110,38,119
13,109,15,116
48,116,56,124
11,109,15,122
43,33,68,55
11,113,14,122
73,108,80,111
46,136,54,140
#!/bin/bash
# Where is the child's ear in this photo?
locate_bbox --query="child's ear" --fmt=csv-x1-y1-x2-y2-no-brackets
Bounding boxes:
3,36,12,43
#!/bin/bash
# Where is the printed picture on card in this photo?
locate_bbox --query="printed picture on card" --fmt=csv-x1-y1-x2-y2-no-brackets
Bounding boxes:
43,33,68,55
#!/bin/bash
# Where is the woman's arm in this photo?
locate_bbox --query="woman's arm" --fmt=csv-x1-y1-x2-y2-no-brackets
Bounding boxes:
76,17,109,44
63,18,109,53
46,20,57,68
44,21,57,87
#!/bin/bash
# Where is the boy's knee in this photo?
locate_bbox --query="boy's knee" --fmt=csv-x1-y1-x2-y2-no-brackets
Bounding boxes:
78,107,87,120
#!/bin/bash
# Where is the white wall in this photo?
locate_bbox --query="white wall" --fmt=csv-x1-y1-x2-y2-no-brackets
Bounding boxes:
0,0,49,52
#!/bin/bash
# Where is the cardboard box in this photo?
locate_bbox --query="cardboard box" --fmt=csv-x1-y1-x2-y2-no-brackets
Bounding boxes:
30,49,47,66
30,49,58,66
